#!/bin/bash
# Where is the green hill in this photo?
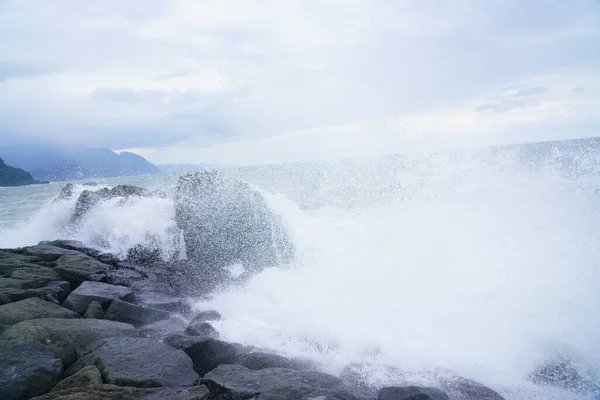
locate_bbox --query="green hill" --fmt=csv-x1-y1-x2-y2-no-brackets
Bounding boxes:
0,157,47,187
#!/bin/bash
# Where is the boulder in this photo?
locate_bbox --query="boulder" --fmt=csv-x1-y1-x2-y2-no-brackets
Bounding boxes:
63,281,132,314
0,340,63,400
104,299,171,327
71,185,155,224
236,347,312,371
51,365,103,392
0,318,137,365
42,281,71,303
0,261,47,277
179,337,242,376
378,387,450,400
31,384,209,400
0,287,58,305
145,298,191,314
0,297,80,325
105,269,144,286
42,240,103,258
54,183,74,202
201,364,362,400
173,171,294,273
23,245,84,262
55,255,112,283
0,250,41,263
74,337,198,388
83,301,105,319
189,310,222,323
130,280,178,305
137,318,187,339
0,277,51,289
185,321,219,337
9,265,61,281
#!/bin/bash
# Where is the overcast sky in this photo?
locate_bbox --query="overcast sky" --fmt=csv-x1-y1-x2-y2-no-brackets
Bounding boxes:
1,0,599,165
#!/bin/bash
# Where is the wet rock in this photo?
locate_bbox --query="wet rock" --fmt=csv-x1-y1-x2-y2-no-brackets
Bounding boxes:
63,281,132,314
104,299,171,327
51,365,103,392
75,337,198,388
378,387,449,400
0,250,41,263
105,268,144,286
23,245,84,262
130,280,178,304
202,364,362,400
184,321,219,337
189,310,222,323
528,355,599,393
180,337,242,376
437,375,504,400
0,287,58,305
83,301,105,319
43,240,102,258
0,318,137,366
0,297,81,325
126,243,161,265
42,281,71,303
0,277,51,289
31,384,210,400
71,185,155,224
9,265,61,281
55,255,112,283
145,298,191,313
163,333,209,350
237,347,312,371
138,318,187,339
174,171,294,273
54,183,74,202
0,261,46,277
0,340,63,400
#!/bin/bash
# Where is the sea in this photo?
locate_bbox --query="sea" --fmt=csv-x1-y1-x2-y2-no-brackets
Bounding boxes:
1,142,600,399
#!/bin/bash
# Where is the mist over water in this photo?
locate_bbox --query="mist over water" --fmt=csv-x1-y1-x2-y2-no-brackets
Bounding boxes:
1,145,600,398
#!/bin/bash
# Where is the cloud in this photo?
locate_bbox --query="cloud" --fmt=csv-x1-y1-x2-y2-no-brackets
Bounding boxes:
0,0,599,164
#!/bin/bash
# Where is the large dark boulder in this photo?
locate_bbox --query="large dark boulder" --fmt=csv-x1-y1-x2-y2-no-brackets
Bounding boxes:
22,245,84,262
72,337,198,388
104,299,172,327
0,318,137,365
9,265,61,281
31,384,209,399
173,171,294,273
201,364,363,400
378,386,449,400
63,281,132,314
0,297,80,325
171,336,242,376
0,340,63,400
51,365,103,392
55,255,113,283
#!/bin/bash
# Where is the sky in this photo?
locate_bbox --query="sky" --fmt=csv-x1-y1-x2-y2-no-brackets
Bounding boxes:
0,0,599,165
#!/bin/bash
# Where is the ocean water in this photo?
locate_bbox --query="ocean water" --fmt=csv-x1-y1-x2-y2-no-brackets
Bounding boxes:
1,145,600,399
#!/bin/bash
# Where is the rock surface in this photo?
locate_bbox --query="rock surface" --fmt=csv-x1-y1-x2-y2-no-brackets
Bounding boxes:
0,297,80,325
179,337,242,376
55,255,113,283
83,301,105,319
51,365,103,392
184,321,219,337
31,384,209,400
63,281,132,314
104,299,172,327
0,340,63,400
378,386,450,400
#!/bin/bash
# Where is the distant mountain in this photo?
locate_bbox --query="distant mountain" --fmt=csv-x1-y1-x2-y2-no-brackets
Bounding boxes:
0,157,47,187
0,143,159,182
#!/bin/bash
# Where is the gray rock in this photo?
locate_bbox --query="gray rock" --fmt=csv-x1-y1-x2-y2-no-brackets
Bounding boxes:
0,340,63,400
0,297,81,325
76,337,198,388
105,269,144,286
180,337,242,376
145,298,191,313
528,355,599,394
163,333,209,350
42,281,71,303
189,310,222,322
63,281,132,314
202,364,361,400
184,321,219,337
378,387,450,400
71,185,155,224
0,287,57,305
9,265,61,281
104,299,171,327
130,280,178,304
31,384,210,400
0,250,41,263
174,171,294,273
55,255,112,283
137,317,187,339
0,318,137,365
0,277,50,289
0,261,46,277
51,365,103,392
237,347,313,371
0,324,8,334
83,301,105,319
23,245,84,262
54,183,74,202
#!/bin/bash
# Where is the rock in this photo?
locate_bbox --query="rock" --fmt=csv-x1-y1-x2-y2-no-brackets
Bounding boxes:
189,310,222,322
137,318,187,339
436,375,504,400
23,245,84,262
55,255,112,283
0,277,51,289
0,324,8,334
0,318,137,365
0,297,81,325
9,265,61,281
75,337,198,388
180,337,242,376
237,347,312,371
71,185,155,224
105,269,144,286
202,364,362,400
42,281,71,303
0,261,46,277
0,250,41,263
130,280,178,304
173,171,294,273
126,243,161,265
145,298,191,313
0,287,58,305
163,333,208,350
54,183,74,202
31,384,210,400
63,281,132,314
0,340,63,400
378,387,450,400
185,321,219,337
51,365,103,392
104,299,172,327
528,355,599,393
83,301,105,319
43,240,102,258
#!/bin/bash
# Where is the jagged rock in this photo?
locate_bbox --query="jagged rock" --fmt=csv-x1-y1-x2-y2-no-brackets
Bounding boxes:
31,384,210,400
71,185,156,224
378,386,450,400
0,340,63,400
23,245,84,262
42,281,71,303
83,301,105,319
104,299,171,327
201,364,362,400
179,337,242,376
105,269,144,286
55,255,113,283
54,183,74,202
236,347,312,371
0,318,137,365
73,337,198,388
173,171,294,273
137,317,187,339
63,281,132,314
0,287,58,305
51,365,103,392
42,240,102,258
184,321,219,337
0,297,80,325
9,265,61,281
528,355,599,393
189,310,222,323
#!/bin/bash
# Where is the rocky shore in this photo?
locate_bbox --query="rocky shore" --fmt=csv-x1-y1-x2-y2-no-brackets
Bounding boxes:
0,172,513,399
